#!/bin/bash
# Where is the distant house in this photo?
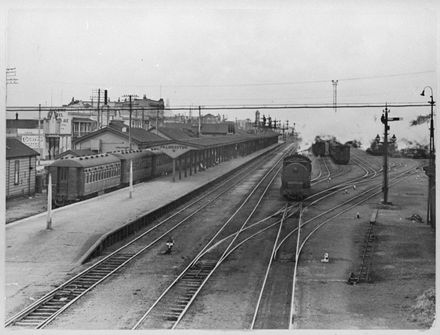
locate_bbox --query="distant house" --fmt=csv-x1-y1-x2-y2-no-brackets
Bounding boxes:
72,117,97,140
201,113,221,123
6,138,39,199
199,123,232,136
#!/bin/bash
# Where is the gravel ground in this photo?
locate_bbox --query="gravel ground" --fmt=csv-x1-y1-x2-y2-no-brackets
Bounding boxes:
5,192,48,224
7,151,435,330
295,155,435,329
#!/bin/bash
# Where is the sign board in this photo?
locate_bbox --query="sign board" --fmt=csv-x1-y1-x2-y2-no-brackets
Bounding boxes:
21,135,44,149
46,109,71,135
57,110,72,135
149,144,197,159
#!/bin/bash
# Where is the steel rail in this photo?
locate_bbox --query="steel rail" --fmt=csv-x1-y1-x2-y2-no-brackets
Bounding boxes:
250,203,287,327
171,164,284,329
288,167,418,328
131,146,290,329
5,144,288,329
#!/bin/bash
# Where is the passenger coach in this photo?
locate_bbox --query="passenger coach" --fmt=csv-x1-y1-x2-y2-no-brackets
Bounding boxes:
47,154,121,206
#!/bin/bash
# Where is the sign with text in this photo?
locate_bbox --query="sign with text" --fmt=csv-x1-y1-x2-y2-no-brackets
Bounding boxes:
57,110,72,135
149,144,197,159
21,135,44,149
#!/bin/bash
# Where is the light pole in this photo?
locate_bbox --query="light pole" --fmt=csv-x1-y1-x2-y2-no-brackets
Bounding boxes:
421,86,435,229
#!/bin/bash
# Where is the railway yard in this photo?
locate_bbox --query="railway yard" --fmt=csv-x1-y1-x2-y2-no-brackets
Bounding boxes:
4,141,435,330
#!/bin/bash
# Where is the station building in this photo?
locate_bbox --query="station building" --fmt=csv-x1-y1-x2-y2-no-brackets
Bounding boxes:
6,138,39,199
72,120,170,153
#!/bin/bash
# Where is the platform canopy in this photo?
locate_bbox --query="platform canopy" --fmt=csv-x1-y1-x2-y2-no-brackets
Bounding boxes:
149,143,198,159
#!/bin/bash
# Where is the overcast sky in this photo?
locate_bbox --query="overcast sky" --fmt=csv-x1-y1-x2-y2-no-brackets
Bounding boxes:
4,0,438,148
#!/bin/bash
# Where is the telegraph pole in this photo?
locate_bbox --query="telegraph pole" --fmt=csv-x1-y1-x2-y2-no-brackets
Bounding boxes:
421,87,435,229
198,106,202,137
6,67,18,114
332,80,338,113
123,94,138,150
38,104,41,165
97,89,101,129
103,89,109,126
156,109,159,135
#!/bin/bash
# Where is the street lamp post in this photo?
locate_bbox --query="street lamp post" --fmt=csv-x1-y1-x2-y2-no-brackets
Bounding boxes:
421,86,435,229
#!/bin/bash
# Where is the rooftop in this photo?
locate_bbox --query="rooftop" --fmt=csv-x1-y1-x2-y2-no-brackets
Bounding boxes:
6,138,40,159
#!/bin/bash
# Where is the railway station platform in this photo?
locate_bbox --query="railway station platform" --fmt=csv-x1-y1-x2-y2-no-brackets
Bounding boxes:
4,143,280,319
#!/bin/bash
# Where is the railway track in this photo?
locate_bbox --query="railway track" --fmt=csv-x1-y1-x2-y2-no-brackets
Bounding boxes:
132,146,287,329
7,147,420,330
216,154,419,329
130,149,384,329
249,161,420,329
5,142,292,329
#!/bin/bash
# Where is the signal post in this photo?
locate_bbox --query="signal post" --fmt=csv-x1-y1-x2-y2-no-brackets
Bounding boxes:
380,104,402,204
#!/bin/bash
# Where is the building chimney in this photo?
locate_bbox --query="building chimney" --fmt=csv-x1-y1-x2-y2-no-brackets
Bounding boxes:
16,113,18,120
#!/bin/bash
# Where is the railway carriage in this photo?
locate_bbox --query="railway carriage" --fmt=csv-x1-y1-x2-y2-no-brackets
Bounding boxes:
47,132,279,206
110,150,155,184
280,154,312,199
47,154,122,206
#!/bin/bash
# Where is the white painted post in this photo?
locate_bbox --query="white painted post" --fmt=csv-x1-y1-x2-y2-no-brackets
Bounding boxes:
172,158,176,182
129,159,133,199
47,173,52,229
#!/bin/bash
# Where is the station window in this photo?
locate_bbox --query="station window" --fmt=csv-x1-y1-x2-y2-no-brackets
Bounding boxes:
14,160,19,185
60,168,68,181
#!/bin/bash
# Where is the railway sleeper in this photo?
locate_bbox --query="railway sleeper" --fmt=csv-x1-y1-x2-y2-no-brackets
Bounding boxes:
13,321,40,326
26,312,53,316
83,272,111,277
181,280,203,284
41,300,65,305
21,315,47,323
176,297,192,302
169,307,185,313
31,307,59,312
88,269,114,273
74,279,97,285
63,285,87,291
174,302,190,307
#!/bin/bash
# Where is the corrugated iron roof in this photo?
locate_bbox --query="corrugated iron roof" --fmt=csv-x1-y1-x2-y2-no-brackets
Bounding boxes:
73,126,170,146
156,127,196,140
57,149,96,158
6,138,39,159
49,153,121,168
7,119,40,129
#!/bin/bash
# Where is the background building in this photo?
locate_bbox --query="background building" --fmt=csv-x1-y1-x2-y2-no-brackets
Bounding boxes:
6,138,39,199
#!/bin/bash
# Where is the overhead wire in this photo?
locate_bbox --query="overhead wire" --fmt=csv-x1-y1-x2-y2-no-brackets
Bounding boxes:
6,102,431,112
